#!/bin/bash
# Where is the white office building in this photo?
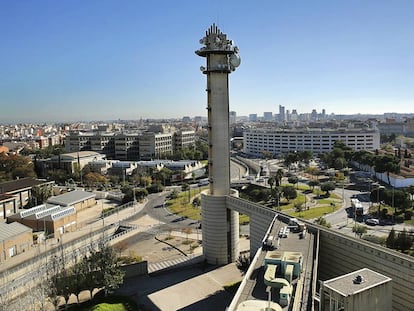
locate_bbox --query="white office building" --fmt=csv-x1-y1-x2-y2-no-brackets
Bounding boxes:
243,127,380,157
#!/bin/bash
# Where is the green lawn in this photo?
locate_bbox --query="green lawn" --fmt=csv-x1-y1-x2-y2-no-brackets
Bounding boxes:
167,189,250,224
167,191,202,220
287,204,340,219
167,184,344,224
90,303,127,311
71,294,138,311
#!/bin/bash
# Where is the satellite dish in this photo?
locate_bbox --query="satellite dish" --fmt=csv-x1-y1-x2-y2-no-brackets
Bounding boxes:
229,53,241,67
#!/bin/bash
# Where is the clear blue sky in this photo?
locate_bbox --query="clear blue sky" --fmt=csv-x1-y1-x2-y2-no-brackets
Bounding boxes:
1,0,413,123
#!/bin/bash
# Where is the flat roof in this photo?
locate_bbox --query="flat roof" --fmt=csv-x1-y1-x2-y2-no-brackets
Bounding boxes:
47,190,95,206
0,178,51,194
0,222,31,241
323,268,392,296
233,218,314,310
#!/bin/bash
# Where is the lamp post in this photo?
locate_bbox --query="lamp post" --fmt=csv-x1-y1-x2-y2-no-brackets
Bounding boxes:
374,185,384,219
392,185,395,223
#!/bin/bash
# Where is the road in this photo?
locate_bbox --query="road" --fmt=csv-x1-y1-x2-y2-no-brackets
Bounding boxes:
324,188,412,238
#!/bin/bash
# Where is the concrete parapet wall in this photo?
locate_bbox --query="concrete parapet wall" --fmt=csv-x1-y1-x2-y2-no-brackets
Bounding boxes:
316,227,414,311
226,196,275,256
121,261,148,278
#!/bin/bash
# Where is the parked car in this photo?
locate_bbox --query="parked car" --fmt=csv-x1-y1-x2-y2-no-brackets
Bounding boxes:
365,218,379,226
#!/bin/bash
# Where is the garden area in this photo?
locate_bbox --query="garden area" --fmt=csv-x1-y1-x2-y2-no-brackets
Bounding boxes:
240,182,342,221
165,186,250,224
164,180,343,224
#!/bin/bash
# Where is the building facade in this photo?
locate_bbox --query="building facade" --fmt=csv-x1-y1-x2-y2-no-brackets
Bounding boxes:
139,132,173,160
65,130,195,161
243,128,380,157
0,222,32,262
173,130,195,151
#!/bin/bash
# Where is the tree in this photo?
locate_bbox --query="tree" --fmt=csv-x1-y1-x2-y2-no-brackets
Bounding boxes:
93,242,125,296
181,183,190,192
314,217,331,228
236,255,250,274
308,180,320,191
121,185,134,204
141,175,152,187
386,228,397,249
352,224,367,238
182,227,193,242
270,186,281,208
134,188,148,201
275,169,284,186
282,186,297,202
305,166,320,179
374,154,400,185
320,181,335,196
262,150,273,160
284,152,298,170
333,157,347,170
46,250,66,310
29,184,52,207
294,201,304,213
146,181,164,193
298,150,312,164
153,167,173,186
287,176,299,189
84,172,108,188
0,153,36,181
48,169,70,185
113,240,129,256
395,229,413,253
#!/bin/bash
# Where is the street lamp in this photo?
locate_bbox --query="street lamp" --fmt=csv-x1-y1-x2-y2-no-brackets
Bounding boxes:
374,185,385,219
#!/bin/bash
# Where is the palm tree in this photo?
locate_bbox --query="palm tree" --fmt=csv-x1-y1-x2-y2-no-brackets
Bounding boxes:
275,169,284,187
29,184,52,207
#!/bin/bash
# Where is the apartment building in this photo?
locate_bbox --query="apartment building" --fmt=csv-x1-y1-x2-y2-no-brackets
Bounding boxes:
139,132,173,160
173,130,196,150
243,127,380,157
65,130,195,161
114,133,140,161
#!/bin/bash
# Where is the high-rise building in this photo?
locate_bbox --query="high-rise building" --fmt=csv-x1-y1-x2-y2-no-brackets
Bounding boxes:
263,112,273,121
311,109,318,120
229,111,237,124
279,105,285,122
249,114,258,122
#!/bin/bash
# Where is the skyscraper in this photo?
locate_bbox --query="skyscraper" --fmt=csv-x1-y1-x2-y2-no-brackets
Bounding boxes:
279,105,285,122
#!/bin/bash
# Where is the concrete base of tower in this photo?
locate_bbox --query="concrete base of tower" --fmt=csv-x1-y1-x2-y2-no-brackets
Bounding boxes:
201,191,239,265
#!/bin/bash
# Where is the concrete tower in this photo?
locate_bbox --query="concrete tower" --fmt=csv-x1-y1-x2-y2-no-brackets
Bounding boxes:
196,24,241,264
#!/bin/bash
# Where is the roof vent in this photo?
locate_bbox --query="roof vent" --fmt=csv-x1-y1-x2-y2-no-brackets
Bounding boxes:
353,275,364,284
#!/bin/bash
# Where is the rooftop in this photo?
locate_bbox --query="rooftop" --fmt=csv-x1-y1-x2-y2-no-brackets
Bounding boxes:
0,178,51,194
0,222,32,242
323,268,392,296
47,190,95,206
232,216,314,310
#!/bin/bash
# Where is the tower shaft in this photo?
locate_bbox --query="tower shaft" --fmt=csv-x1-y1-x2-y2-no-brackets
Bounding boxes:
196,24,241,264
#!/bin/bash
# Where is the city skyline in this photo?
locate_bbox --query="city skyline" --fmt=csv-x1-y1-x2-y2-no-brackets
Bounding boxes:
1,0,414,123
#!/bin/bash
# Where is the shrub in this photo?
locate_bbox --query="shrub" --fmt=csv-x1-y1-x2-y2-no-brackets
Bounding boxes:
236,255,250,274
362,234,386,245
395,215,405,223
404,210,413,220
117,253,143,265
